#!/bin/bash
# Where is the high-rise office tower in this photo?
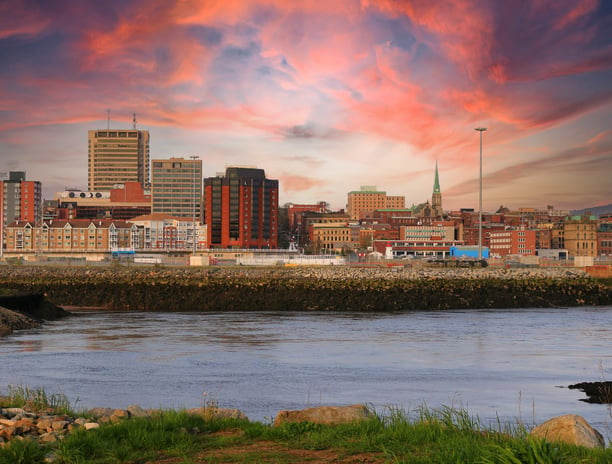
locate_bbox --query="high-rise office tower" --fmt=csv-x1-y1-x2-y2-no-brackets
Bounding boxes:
0,171,42,226
151,157,202,220
88,129,150,191
204,167,278,249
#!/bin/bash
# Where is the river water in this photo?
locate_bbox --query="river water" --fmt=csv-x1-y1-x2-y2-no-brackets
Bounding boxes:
1,307,611,434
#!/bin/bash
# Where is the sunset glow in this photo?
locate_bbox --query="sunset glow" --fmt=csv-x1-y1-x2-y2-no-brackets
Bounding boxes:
1,0,611,211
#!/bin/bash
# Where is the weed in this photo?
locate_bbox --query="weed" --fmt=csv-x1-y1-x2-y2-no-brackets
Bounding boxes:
5,385,73,414
0,439,46,464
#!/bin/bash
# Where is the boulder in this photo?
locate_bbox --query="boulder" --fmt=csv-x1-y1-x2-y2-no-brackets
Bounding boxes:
273,404,373,426
0,306,39,334
530,414,605,449
127,404,149,418
185,407,248,420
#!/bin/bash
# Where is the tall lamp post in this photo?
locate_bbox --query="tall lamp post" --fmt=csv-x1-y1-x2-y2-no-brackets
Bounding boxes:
474,127,487,260
190,155,200,255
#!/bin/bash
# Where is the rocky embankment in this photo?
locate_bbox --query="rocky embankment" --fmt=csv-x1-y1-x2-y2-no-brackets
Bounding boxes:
0,293,70,335
0,265,610,312
0,404,244,447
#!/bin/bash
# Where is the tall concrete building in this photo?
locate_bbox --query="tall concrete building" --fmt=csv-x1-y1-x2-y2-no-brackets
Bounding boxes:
346,186,405,220
204,167,278,249
151,157,202,220
88,129,150,191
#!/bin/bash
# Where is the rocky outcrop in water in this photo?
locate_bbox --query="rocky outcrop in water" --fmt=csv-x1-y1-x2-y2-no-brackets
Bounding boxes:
0,306,39,335
0,265,609,312
0,293,70,335
568,382,612,404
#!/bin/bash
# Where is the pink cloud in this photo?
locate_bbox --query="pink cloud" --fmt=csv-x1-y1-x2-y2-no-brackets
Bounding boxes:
279,174,327,193
0,0,50,39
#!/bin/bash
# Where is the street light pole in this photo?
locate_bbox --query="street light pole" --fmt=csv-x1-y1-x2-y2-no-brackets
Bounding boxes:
190,155,199,255
474,127,487,260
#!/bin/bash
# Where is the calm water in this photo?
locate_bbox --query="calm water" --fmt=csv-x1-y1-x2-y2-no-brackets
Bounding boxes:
1,307,611,433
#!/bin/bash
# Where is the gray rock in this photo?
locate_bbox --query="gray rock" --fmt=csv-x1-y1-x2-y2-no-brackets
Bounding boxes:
126,404,148,417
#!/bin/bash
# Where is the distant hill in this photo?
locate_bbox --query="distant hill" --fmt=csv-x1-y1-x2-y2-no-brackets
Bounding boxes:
570,204,612,217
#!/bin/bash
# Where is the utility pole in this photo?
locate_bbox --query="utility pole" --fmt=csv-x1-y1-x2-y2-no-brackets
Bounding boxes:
474,127,487,260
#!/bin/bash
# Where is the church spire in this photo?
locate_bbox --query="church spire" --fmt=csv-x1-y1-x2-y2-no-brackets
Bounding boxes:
431,161,443,217
433,161,441,194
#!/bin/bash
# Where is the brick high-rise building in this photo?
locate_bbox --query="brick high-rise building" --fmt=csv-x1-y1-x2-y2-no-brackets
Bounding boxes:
1,171,43,255
204,167,278,249
88,129,150,191
1,171,42,226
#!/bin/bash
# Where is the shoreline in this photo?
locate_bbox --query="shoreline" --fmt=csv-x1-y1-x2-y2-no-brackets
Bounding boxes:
0,265,610,312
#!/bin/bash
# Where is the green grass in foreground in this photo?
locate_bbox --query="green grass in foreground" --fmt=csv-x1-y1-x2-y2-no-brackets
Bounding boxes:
1,385,74,415
1,404,611,464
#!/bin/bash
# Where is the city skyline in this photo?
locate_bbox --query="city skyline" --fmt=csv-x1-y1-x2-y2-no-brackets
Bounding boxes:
1,1,611,212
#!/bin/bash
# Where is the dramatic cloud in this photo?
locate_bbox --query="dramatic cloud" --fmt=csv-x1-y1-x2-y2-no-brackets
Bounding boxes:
0,0,611,211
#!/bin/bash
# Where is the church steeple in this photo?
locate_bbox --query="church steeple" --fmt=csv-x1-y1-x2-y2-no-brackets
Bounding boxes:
431,161,443,217
433,161,441,194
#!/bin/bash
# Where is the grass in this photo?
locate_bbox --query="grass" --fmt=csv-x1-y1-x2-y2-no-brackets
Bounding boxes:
0,385,74,415
1,391,611,463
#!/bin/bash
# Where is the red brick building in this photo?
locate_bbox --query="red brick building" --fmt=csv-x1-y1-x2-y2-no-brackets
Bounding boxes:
489,229,537,257
204,167,278,249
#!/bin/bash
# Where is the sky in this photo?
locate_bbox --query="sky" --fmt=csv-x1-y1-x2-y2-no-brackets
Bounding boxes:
1,0,611,212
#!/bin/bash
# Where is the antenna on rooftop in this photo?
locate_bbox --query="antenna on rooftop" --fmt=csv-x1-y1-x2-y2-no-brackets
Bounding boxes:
132,113,137,129
106,109,111,130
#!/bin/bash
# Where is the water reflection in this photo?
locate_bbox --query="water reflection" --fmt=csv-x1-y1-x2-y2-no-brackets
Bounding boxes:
0,307,610,432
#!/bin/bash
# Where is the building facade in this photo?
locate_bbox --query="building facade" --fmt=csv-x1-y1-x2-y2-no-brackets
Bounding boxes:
488,229,537,257
400,220,456,242
346,186,405,220
552,214,598,257
373,239,464,259
129,213,206,251
204,167,278,249
1,171,43,227
52,182,151,221
287,202,329,232
5,219,140,253
1,172,43,254
310,223,353,253
151,157,202,220
88,129,150,191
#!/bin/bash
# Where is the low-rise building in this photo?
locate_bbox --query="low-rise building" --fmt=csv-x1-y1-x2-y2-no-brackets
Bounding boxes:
373,239,464,259
5,219,140,254
129,213,206,251
552,214,598,257
53,182,151,220
488,229,537,258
